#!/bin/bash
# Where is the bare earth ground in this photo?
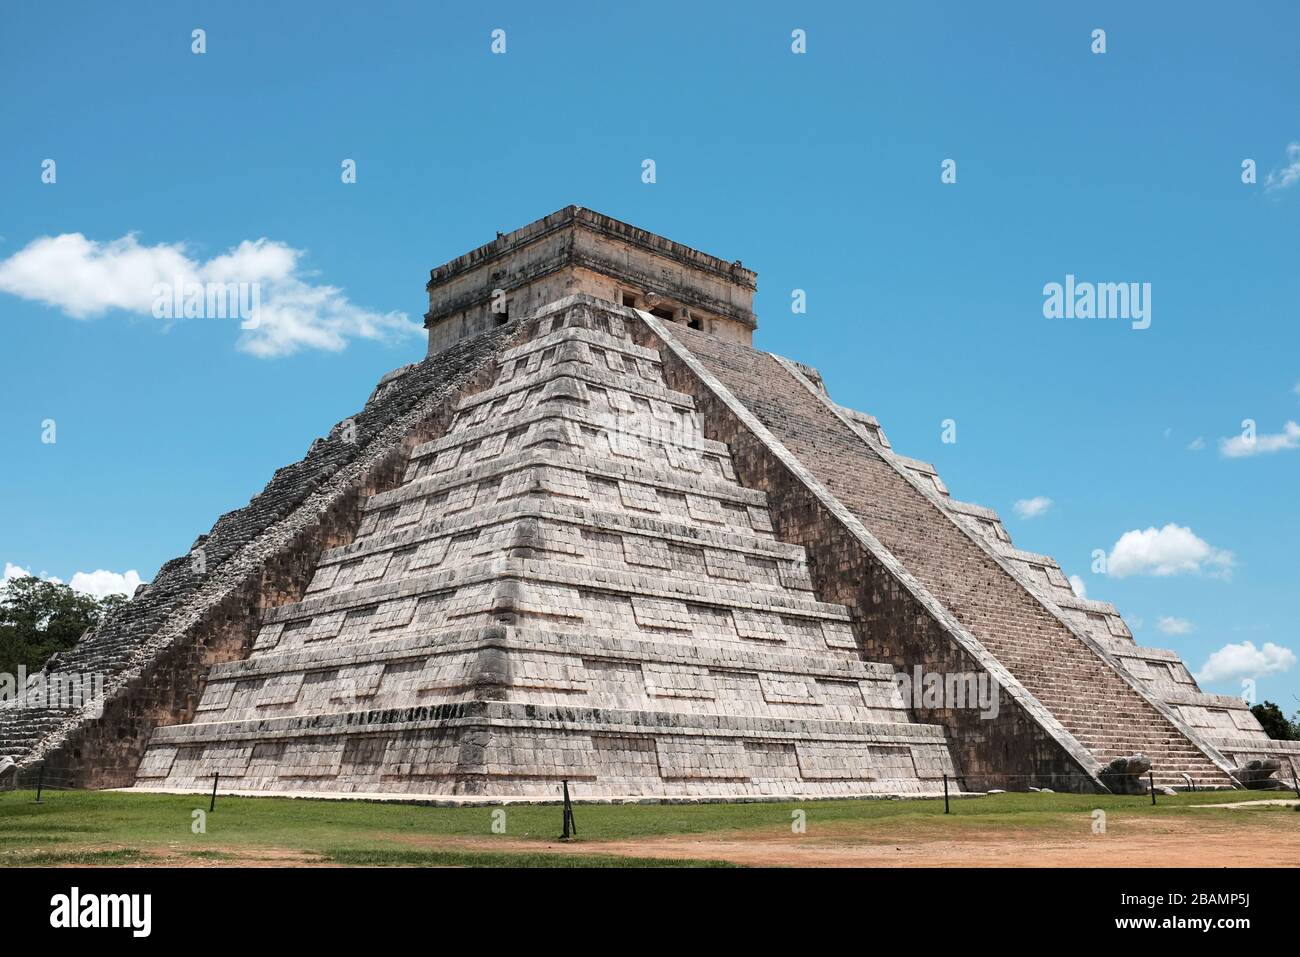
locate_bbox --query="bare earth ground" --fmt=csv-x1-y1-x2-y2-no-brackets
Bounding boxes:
386,817,1300,868
98,808,1300,869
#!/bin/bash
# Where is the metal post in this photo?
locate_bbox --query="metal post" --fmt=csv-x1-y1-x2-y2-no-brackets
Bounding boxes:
561,779,576,840
209,772,219,813
943,773,950,814
35,765,44,804
1149,771,1156,806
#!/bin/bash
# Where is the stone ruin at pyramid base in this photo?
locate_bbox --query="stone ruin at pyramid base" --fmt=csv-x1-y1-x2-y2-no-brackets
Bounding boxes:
4,206,1297,801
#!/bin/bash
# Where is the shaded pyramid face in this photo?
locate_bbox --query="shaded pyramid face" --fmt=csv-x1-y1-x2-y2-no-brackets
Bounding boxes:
138,302,956,798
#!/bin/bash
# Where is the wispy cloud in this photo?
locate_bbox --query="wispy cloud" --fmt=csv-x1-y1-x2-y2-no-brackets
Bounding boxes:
1106,524,1234,578
1156,615,1194,636
1068,574,1087,599
0,233,421,358
1187,436,1205,451
1265,142,1300,191
1196,640,1295,684
1219,421,1300,458
1013,496,1053,519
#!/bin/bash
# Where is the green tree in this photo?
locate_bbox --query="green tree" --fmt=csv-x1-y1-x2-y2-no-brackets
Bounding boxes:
0,576,127,679
1250,701,1297,741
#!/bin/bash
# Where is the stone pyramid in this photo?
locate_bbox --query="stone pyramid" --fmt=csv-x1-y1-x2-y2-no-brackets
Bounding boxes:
135,299,955,797
5,206,1296,799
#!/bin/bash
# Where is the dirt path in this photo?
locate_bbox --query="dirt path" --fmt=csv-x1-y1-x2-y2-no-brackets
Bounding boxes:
118,846,329,868
53,808,1300,868
378,814,1300,867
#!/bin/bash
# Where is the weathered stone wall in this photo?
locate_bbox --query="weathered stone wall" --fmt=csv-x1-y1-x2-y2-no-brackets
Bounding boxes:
425,206,757,354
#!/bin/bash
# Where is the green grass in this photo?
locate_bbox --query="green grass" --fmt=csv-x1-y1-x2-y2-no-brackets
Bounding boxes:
0,787,1291,867
2,848,145,867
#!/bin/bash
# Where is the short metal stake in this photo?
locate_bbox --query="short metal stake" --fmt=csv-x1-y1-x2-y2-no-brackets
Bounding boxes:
560,779,576,840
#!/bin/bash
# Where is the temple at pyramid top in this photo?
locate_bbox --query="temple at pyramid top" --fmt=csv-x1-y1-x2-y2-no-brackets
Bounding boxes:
424,205,758,354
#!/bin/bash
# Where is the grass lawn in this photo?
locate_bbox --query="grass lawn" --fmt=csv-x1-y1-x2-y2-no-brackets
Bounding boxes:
0,788,1293,868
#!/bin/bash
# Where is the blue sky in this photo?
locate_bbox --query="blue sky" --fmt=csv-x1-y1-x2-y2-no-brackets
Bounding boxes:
1,1,1296,708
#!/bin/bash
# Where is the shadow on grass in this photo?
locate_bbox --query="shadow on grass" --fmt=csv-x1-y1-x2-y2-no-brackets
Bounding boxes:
324,848,736,868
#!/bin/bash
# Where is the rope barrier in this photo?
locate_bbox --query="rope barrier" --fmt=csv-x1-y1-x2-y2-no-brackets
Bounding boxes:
6,762,1299,802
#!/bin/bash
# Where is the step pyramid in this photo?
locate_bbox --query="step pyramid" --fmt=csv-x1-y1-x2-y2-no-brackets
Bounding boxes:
8,206,1295,798
134,301,956,798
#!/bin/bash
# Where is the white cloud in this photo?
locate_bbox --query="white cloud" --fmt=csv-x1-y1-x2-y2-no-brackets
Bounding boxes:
1187,436,1205,451
1196,641,1296,684
1106,524,1234,578
1265,142,1300,191
1068,574,1087,599
3,562,142,598
1219,421,1300,458
3,562,49,584
0,233,421,358
1156,615,1194,635
68,569,144,600
1013,496,1053,519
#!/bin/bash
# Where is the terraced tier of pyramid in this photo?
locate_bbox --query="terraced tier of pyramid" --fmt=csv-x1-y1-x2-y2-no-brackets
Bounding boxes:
135,303,957,797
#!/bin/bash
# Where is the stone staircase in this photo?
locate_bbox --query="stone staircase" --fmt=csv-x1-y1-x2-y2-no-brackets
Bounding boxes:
0,597,188,774
0,706,76,763
655,317,1236,791
0,594,180,769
